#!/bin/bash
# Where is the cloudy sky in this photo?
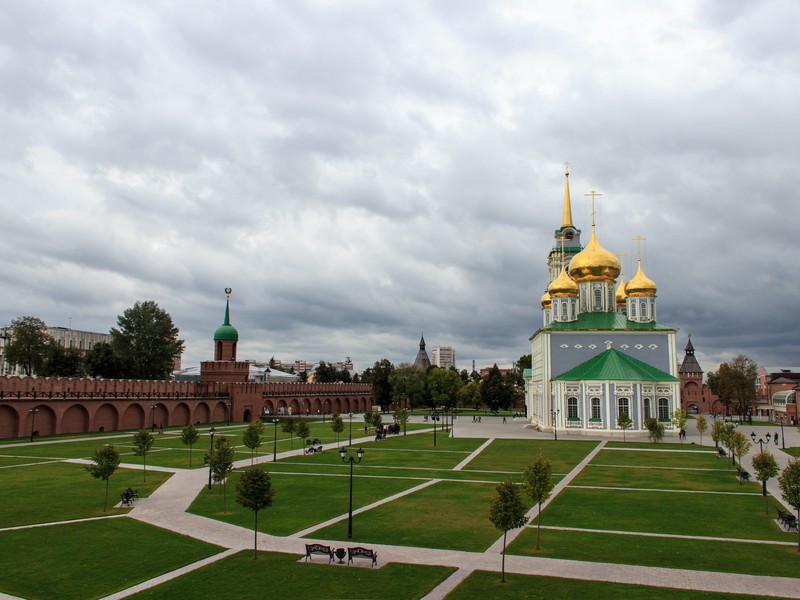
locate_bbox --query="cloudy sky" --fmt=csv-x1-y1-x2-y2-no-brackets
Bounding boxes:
1,0,798,375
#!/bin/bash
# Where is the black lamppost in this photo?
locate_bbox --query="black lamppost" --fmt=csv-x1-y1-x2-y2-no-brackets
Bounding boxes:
750,431,771,453
150,404,158,431
551,408,560,441
272,418,279,462
432,411,440,447
451,409,457,438
776,412,786,449
226,401,232,426
28,407,39,443
339,446,365,539
348,412,353,447
207,426,216,489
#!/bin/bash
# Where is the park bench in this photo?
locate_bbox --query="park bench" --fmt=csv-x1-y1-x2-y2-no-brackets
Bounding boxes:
304,543,334,563
737,470,750,483
303,441,323,454
120,488,138,507
777,508,798,531
347,546,378,567
717,448,726,458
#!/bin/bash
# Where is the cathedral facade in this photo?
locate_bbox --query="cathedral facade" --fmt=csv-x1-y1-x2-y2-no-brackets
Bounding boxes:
525,169,680,436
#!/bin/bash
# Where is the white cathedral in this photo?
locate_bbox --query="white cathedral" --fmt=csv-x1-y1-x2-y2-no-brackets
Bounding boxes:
524,168,680,436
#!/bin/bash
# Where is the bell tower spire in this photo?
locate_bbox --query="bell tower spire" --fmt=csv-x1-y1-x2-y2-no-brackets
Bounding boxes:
562,162,574,229
548,163,583,284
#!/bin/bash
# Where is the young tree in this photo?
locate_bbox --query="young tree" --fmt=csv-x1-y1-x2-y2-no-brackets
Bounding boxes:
522,451,554,550
295,420,311,448
110,300,185,380
752,451,779,514
363,410,375,432
710,417,723,449
235,466,276,559
331,413,345,447
242,421,264,465
731,431,752,472
181,424,200,467
281,417,297,448
719,423,737,467
394,408,410,435
4,316,50,376
132,430,155,482
671,409,688,442
86,444,121,512
617,413,633,442
696,414,708,446
210,436,235,512
488,480,529,582
778,459,800,552
372,412,383,431
644,417,664,444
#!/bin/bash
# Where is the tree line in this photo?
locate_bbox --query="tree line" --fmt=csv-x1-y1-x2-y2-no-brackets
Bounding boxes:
3,300,183,380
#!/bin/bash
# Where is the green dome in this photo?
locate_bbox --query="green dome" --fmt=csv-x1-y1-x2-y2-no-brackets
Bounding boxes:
214,294,239,340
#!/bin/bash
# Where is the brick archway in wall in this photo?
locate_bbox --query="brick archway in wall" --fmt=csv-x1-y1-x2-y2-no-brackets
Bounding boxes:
290,399,300,414
243,408,252,422
62,404,90,434
0,405,19,438
27,405,56,438
122,404,145,430
211,401,227,422
95,403,119,432
195,403,210,424
173,403,190,426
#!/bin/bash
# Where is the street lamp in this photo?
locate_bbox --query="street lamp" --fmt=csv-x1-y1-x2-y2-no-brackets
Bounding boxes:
431,411,440,447
226,401,232,427
207,426,216,489
776,413,786,449
348,412,353,447
451,408,457,438
339,446,365,539
150,404,158,431
750,431,771,453
28,407,39,443
272,418,279,462
551,409,560,441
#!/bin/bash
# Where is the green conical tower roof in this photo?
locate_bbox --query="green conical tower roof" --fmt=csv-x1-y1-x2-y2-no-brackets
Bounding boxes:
214,289,239,341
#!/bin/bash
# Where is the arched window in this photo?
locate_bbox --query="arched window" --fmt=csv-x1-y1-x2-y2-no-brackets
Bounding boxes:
594,286,602,310
618,398,629,417
567,397,578,419
643,398,651,420
591,397,601,420
640,300,647,320
658,398,669,421
630,301,636,317
580,288,586,311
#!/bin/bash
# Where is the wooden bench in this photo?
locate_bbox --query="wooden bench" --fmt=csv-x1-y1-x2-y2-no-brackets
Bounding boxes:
303,445,323,455
777,508,798,531
717,448,727,458
347,546,377,567
737,469,750,482
304,543,334,563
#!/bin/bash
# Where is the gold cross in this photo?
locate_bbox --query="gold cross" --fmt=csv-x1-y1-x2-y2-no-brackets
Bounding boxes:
632,235,647,260
584,191,602,226
564,160,570,175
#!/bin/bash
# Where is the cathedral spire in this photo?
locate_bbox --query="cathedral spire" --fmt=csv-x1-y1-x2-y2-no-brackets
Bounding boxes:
562,163,574,229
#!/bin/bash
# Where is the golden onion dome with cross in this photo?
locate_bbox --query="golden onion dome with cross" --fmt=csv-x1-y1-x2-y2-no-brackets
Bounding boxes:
540,290,552,308
548,266,579,297
568,229,621,283
615,274,628,306
625,261,657,297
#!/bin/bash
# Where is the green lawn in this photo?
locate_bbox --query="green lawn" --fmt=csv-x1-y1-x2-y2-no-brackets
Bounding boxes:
309,479,514,552
448,569,772,599
0,462,172,526
460,439,598,474
573,464,757,492
591,448,725,469
506,527,800,579
130,550,455,600
0,518,223,600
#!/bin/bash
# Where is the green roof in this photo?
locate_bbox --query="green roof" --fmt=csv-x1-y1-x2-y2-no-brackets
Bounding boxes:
554,348,679,382
214,298,239,341
545,312,675,331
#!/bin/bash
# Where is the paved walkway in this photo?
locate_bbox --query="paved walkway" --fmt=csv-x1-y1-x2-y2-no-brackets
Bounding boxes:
5,418,800,599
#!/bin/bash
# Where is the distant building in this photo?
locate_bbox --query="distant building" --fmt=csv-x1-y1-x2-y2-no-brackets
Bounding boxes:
432,346,456,369
0,326,112,376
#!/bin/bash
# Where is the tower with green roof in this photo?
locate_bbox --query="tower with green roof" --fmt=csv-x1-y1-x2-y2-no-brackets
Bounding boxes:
214,287,239,361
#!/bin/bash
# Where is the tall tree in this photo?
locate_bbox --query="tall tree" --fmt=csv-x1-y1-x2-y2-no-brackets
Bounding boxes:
331,413,345,447
235,467,276,559
210,436,235,513
362,359,395,409
86,444,121,512
427,368,463,412
389,363,428,410
110,300,184,380
488,480,529,582
132,430,155,482
314,361,338,383
181,424,200,467
522,451,555,550
84,342,125,379
778,459,800,552
481,365,514,413
708,355,758,421
4,316,50,375
752,451,779,514
242,421,264,465
41,339,85,377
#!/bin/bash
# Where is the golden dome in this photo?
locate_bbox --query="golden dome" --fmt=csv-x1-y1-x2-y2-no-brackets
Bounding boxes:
568,228,621,283
540,290,551,308
615,274,628,306
548,266,578,297
626,261,657,296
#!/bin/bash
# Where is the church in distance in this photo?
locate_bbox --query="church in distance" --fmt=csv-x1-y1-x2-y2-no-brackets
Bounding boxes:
525,169,680,435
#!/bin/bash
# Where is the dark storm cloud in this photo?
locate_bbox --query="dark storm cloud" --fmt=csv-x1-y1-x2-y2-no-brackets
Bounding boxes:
1,1,798,375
